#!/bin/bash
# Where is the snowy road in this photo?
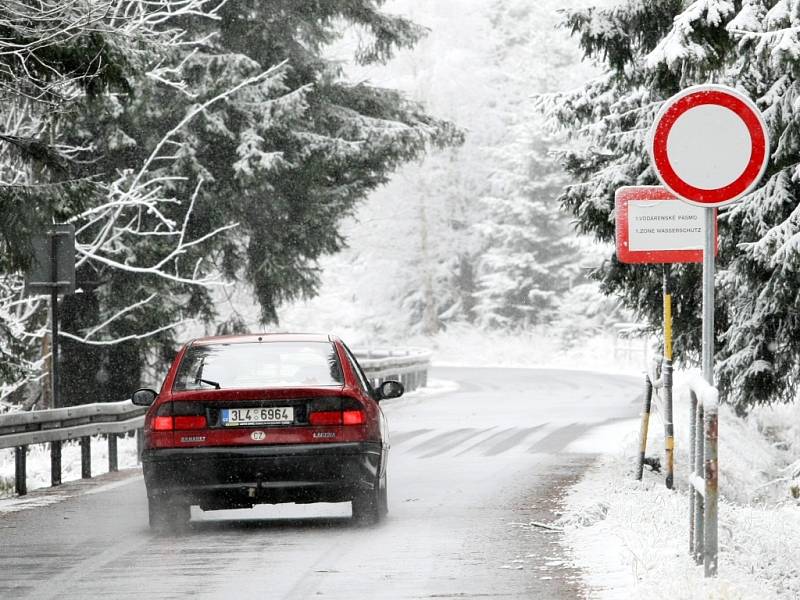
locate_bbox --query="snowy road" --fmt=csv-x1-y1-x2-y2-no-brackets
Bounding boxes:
1,367,641,600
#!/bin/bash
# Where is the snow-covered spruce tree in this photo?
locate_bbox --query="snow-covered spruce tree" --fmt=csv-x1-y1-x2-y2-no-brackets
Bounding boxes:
474,129,578,328
0,1,462,406
541,0,800,411
472,0,594,330
327,0,499,336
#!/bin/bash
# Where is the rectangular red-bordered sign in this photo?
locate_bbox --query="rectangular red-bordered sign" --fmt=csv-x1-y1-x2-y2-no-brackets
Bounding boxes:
615,186,717,264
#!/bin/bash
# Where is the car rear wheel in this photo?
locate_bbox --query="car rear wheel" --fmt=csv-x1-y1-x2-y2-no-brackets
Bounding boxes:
148,495,190,533
352,471,387,525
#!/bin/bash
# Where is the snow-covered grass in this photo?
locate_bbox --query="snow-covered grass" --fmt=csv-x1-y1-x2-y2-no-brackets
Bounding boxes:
560,372,800,599
0,433,140,500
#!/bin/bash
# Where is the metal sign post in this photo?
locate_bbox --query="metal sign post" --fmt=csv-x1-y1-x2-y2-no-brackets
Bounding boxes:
49,233,61,412
649,85,769,382
662,265,674,489
24,224,76,410
702,209,715,385
24,224,76,487
616,186,711,490
648,84,770,578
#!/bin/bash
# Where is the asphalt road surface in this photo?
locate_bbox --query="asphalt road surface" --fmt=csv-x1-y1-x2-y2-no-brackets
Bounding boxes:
1,366,641,600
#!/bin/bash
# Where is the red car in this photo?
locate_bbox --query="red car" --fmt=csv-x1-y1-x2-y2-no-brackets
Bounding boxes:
131,333,403,531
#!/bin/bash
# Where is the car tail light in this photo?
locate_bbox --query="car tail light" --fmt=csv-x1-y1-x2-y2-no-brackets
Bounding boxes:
174,415,207,429
309,411,342,426
308,409,365,426
342,410,365,425
152,416,174,431
307,396,365,427
149,402,206,432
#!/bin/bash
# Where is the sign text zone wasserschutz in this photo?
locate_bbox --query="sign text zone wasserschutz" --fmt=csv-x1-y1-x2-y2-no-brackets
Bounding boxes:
615,187,716,264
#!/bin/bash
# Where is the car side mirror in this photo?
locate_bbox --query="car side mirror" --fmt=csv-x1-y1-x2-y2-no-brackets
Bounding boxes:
131,388,158,406
378,380,404,401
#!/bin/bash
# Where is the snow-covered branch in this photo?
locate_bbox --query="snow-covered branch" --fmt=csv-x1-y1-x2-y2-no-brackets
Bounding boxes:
0,0,227,105
59,319,194,346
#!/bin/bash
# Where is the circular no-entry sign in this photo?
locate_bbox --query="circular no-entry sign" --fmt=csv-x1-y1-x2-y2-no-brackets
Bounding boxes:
649,84,769,207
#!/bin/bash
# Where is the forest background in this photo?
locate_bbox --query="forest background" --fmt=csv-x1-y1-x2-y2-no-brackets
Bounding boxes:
4,0,800,416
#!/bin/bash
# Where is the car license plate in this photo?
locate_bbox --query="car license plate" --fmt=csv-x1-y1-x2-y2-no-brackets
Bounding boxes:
221,407,293,426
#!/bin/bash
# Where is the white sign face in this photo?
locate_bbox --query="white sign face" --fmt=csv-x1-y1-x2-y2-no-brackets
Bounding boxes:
666,104,752,190
649,84,769,207
628,199,706,251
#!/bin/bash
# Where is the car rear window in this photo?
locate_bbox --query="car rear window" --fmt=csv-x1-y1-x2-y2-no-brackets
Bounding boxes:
172,341,344,391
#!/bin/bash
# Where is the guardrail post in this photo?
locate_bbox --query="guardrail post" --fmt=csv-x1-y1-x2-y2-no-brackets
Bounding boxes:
50,441,61,486
81,436,91,479
108,434,118,472
15,445,27,496
635,374,653,481
693,402,705,564
686,378,720,577
704,404,719,576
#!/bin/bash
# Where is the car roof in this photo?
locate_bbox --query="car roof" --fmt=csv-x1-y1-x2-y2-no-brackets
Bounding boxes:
189,333,338,347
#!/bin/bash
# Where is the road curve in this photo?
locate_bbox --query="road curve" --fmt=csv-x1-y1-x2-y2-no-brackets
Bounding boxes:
1,366,641,600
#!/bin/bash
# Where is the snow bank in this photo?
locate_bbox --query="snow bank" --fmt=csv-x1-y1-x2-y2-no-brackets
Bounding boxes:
560,372,800,599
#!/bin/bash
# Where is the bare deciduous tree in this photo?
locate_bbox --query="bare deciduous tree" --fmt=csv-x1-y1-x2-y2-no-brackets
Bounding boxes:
0,0,291,407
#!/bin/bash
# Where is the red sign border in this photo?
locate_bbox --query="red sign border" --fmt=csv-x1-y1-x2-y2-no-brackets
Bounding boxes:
615,186,717,264
649,85,769,208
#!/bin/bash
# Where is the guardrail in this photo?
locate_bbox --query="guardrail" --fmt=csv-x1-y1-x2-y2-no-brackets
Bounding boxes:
635,361,720,578
687,372,719,577
1,346,432,498
0,401,146,496
613,322,650,367
355,347,432,392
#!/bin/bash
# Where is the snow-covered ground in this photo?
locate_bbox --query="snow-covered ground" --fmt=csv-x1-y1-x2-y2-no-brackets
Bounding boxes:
560,372,800,599
401,322,649,376
3,332,798,600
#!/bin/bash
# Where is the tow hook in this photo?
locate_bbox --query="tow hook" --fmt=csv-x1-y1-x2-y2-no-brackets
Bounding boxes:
246,472,265,498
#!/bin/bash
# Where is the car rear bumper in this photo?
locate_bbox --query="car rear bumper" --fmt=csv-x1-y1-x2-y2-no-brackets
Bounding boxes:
142,442,384,509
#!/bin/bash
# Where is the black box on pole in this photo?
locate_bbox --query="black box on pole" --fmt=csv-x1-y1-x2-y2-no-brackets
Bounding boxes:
24,224,76,296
